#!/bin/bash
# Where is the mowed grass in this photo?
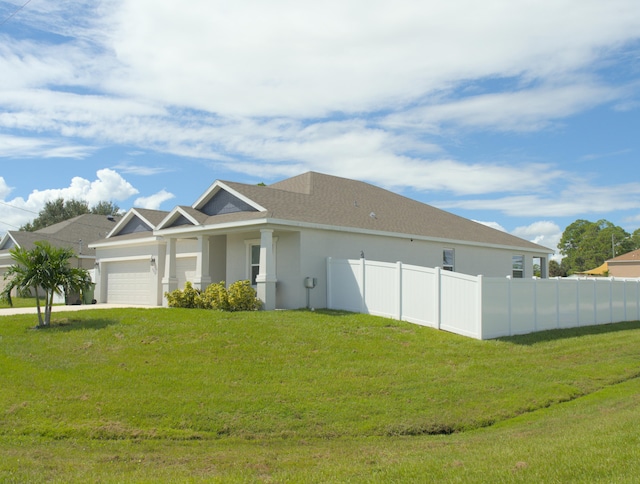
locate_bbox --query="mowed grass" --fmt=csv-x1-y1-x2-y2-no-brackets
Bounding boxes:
1,308,640,482
0,296,50,309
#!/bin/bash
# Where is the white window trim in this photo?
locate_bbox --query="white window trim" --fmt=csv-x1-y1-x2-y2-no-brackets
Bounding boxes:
443,248,455,272
244,237,278,285
512,254,525,278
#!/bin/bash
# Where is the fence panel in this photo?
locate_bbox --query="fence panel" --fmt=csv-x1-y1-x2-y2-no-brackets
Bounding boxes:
327,258,362,313
535,279,560,331
440,271,480,338
594,280,613,325
624,280,640,322
327,257,640,340
401,264,437,327
363,260,398,319
480,278,510,339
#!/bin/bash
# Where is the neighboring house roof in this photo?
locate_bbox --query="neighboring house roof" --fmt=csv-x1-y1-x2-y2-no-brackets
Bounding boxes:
608,248,640,263
0,214,121,258
99,172,552,253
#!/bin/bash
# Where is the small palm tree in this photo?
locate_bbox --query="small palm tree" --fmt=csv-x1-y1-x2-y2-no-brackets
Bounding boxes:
1,241,92,327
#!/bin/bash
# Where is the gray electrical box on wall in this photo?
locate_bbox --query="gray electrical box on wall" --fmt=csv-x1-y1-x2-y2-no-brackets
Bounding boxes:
304,277,317,289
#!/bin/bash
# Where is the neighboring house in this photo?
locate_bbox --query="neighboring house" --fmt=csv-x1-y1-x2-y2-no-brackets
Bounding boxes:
606,249,640,278
90,172,552,310
0,213,121,296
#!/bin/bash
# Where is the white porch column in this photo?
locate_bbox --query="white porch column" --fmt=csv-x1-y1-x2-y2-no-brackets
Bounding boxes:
256,228,277,310
162,238,178,306
193,235,212,290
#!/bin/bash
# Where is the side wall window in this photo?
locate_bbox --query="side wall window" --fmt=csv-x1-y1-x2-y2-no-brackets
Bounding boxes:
443,248,455,271
512,255,524,278
245,238,278,285
250,244,260,285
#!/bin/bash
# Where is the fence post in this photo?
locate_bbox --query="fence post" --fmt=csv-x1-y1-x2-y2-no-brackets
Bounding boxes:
477,274,483,339
533,277,538,333
555,277,560,329
435,267,442,330
396,261,403,321
359,257,366,314
326,257,333,309
506,275,512,336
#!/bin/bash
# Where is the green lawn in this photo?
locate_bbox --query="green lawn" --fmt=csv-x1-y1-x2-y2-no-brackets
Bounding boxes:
1,308,640,482
0,296,50,309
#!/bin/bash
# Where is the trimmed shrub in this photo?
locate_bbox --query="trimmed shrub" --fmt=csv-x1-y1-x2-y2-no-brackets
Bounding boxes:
227,280,262,311
200,281,230,311
166,282,200,308
165,280,262,311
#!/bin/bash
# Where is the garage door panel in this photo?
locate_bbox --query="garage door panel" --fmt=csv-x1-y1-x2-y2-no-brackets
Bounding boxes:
106,260,151,304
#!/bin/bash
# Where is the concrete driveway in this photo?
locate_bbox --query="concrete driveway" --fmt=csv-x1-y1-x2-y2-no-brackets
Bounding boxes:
0,303,154,316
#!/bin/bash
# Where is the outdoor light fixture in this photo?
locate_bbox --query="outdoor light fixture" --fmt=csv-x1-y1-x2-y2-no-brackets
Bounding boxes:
150,256,156,265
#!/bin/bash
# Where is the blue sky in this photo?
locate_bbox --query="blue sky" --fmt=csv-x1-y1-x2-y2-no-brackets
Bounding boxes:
1,0,640,257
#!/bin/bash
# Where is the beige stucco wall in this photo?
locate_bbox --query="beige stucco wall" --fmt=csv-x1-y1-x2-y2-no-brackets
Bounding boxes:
93,225,549,309
607,263,640,278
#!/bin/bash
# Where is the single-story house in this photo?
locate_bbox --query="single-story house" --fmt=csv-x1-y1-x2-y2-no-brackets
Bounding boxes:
90,172,552,310
0,213,121,297
606,249,640,278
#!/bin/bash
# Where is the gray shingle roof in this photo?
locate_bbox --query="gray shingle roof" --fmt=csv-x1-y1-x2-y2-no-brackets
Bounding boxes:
222,172,551,252
101,172,550,253
1,214,121,256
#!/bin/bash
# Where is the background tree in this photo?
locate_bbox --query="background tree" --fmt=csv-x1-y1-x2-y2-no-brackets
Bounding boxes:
558,219,634,275
1,241,92,327
90,201,120,216
21,198,120,231
548,259,568,277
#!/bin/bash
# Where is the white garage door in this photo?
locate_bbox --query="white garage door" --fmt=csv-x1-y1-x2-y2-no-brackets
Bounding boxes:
106,260,152,304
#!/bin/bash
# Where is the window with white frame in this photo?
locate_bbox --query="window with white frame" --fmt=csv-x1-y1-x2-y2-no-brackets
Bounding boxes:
250,244,260,285
443,248,455,271
245,238,278,286
512,255,524,278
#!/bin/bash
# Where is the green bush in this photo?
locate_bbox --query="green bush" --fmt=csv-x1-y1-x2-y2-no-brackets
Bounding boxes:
227,280,262,311
165,280,261,311
166,282,199,308
200,281,230,311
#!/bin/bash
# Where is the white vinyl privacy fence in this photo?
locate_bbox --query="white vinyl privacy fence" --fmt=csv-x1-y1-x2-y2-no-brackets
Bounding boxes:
326,257,640,339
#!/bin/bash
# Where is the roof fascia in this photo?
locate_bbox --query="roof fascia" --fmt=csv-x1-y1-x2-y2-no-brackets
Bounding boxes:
153,216,552,256
156,206,201,230
89,235,165,250
192,181,267,212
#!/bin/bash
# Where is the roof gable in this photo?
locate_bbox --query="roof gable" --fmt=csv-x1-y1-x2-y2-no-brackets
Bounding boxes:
0,233,17,251
200,189,259,216
108,208,166,238
157,206,209,230
193,181,266,214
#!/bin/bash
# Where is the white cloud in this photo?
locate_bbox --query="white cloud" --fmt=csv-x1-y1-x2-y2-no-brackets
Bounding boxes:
100,1,640,117
439,182,640,218
111,163,175,176
134,189,175,210
0,134,94,159
512,221,563,252
0,169,139,231
384,83,620,132
0,177,14,199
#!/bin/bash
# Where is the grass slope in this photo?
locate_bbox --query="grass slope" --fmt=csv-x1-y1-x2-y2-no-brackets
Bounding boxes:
1,308,640,482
